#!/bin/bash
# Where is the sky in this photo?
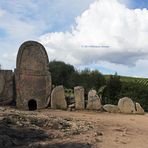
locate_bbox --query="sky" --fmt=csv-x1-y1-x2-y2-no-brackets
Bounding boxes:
0,0,148,78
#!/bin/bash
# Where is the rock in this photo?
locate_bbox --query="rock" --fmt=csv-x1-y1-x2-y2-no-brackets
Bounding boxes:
51,86,67,109
118,97,135,114
15,41,52,110
68,104,75,108
86,90,101,110
135,102,144,115
74,86,85,110
0,107,6,111
103,104,120,113
94,132,103,136
68,104,75,111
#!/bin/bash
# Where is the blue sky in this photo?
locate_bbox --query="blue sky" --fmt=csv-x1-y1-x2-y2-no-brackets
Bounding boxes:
0,0,148,77
119,0,148,9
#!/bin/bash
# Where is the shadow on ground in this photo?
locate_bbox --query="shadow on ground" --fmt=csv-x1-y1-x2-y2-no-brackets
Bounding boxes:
0,120,49,148
0,120,93,148
28,142,92,148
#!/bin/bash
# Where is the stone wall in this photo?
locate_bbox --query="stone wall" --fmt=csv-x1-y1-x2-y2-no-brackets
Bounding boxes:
0,70,14,105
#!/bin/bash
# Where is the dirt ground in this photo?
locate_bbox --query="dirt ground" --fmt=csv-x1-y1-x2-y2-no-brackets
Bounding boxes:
0,107,148,148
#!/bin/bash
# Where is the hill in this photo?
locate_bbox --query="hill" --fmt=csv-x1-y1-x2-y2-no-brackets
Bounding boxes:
105,75,148,87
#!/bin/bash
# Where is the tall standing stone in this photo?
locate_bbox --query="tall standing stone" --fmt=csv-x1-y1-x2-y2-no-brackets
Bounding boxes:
0,70,13,105
86,89,101,110
51,85,67,109
15,41,52,110
74,86,85,110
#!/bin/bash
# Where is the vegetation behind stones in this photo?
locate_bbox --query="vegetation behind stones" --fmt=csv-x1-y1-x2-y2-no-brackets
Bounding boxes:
49,60,148,111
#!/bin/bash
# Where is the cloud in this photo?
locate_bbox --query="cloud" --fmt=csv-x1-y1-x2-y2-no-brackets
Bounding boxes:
0,0,94,69
40,0,148,77
0,9,5,17
0,0,148,77
98,59,148,77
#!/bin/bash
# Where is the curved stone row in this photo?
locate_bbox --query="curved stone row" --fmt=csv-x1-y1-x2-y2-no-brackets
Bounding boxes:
50,86,144,115
50,86,102,111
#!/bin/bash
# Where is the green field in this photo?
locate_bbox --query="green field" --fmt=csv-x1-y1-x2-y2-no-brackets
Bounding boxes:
105,75,148,87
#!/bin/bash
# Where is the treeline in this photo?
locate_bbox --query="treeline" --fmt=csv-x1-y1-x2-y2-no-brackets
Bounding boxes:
49,61,148,111
49,61,105,91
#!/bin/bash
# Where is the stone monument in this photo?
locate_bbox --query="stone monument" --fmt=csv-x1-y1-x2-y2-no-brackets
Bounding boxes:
74,86,85,109
86,89,102,110
118,97,135,114
15,41,52,110
51,85,67,109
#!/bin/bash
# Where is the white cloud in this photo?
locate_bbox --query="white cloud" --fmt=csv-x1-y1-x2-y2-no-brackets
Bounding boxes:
1,0,148,77
0,9,5,17
0,0,94,69
40,0,148,77
98,59,148,78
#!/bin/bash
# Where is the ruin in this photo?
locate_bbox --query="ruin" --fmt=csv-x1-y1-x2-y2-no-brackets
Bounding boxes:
0,70,14,105
87,89,102,110
51,85,67,109
15,41,52,110
0,41,145,114
74,86,85,110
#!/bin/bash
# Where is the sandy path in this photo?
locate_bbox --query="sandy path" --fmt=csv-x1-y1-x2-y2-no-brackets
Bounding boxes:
41,109,148,148
0,107,148,148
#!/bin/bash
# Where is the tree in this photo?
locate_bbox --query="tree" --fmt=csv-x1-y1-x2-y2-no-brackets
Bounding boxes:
98,85,107,101
89,70,106,91
48,61,106,91
48,60,75,88
73,68,106,93
104,72,122,104
119,81,148,111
